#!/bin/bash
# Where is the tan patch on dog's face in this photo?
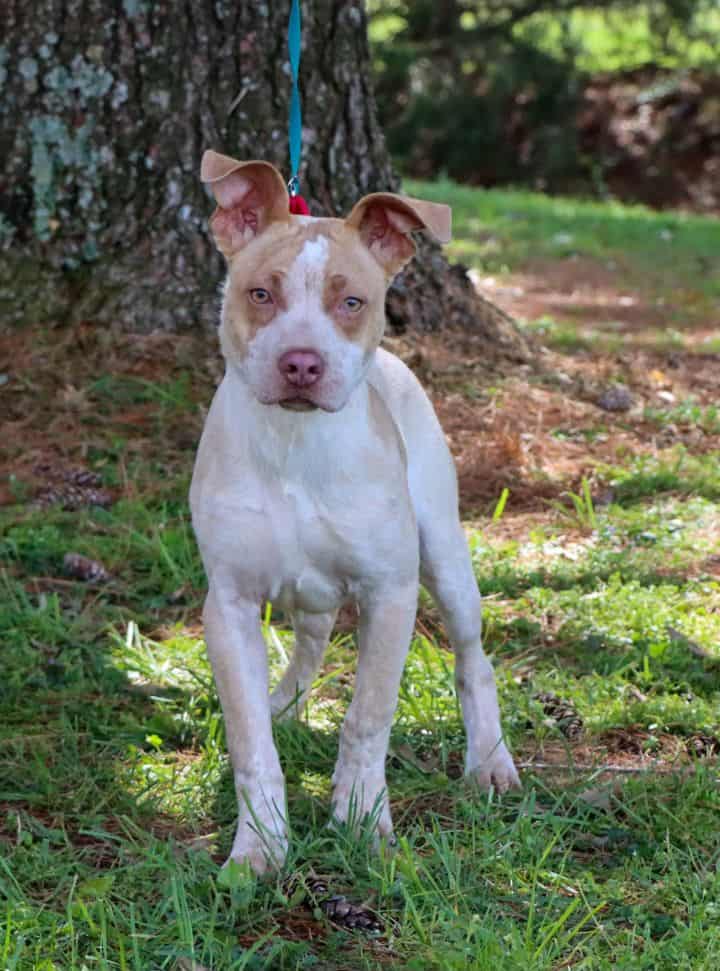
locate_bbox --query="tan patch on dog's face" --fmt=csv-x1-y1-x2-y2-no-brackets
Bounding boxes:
218,216,395,412
320,224,387,351
220,219,387,363
220,223,298,358
202,154,451,410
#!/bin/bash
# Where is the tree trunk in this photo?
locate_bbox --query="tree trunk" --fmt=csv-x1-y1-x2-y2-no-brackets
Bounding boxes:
0,0,530,360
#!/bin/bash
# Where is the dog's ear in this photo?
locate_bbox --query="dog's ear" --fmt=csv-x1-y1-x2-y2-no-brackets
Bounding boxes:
345,192,451,276
201,151,290,258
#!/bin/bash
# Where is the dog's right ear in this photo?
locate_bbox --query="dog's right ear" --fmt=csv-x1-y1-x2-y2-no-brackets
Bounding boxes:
201,151,290,258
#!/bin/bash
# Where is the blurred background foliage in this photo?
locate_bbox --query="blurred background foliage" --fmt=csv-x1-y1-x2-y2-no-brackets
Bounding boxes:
368,0,720,210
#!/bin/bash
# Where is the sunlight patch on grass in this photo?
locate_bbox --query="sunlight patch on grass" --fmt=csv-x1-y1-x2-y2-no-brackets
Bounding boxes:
119,745,223,823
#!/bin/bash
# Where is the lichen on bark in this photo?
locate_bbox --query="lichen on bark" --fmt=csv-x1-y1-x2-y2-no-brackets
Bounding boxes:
1,0,530,362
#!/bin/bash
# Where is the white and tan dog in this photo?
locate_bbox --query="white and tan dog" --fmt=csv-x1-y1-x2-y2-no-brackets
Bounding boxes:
190,151,520,873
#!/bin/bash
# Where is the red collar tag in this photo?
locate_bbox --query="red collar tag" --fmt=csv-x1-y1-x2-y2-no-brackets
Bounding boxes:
289,194,311,215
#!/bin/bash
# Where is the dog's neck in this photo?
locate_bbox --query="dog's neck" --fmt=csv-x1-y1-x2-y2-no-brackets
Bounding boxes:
223,363,374,479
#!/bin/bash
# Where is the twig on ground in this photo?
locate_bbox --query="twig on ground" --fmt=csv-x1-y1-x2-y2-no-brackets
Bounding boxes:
518,760,700,775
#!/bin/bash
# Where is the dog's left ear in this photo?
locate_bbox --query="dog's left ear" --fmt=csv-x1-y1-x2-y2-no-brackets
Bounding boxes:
346,192,452,276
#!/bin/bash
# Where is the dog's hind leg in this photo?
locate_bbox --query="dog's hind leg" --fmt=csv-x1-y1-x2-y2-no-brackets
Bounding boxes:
270,609,337,720
384,358,520,792
418,516,520,792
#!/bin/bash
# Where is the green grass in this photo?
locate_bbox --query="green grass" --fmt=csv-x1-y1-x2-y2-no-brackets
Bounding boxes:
2,451,720,967
406,178,720,320
643,399,720,436
3,179,720,966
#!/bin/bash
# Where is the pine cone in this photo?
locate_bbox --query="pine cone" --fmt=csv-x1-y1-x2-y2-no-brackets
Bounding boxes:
63,553,111,583
686,733,720,758
534,691,584,740
283,872,383,935
596,385,634,413
66,468,103,488
319,894,383,933
32,463,112,510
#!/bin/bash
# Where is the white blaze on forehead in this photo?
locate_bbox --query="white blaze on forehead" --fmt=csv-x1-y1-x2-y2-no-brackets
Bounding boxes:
239,227,367,412
285,235,330,302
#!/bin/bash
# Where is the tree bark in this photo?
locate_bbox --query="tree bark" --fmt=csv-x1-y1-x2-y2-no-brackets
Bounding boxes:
0,0,530,360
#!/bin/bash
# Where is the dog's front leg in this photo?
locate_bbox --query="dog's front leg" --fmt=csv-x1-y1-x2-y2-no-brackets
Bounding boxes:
331,583,417,838
203,583,287,874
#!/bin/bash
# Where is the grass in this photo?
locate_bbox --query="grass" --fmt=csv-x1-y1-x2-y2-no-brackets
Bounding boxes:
643,399,720,436
2,181,720,967
406,178,720,322
3,468,720,968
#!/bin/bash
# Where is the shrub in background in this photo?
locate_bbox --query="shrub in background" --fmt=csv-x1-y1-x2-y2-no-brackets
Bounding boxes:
369,0,720,205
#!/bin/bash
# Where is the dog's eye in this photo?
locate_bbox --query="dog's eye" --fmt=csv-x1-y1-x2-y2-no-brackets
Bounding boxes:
249,288,273,305
343,296,364,312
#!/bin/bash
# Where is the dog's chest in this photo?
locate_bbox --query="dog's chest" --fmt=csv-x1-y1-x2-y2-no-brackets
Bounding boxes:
267,476,405,613
272,563,347,615
191,374,419,610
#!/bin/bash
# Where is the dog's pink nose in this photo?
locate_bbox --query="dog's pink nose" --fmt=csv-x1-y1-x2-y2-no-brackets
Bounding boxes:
278,349,325,388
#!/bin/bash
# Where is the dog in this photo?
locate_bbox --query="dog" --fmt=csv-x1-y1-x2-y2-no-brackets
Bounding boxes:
190,150,520,873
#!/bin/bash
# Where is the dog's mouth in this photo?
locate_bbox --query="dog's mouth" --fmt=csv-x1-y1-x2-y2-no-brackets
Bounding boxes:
278,397,320,412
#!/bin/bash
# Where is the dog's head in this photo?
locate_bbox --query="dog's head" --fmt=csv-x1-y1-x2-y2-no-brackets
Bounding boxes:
201,151,451,413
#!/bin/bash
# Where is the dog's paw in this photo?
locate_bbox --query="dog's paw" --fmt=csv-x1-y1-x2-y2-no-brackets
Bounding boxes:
330,771,394,838
225,784,288,876
225,816,288,876
466,741,521,793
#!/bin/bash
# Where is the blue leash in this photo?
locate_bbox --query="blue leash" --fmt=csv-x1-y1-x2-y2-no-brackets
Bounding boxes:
287,0,303,198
